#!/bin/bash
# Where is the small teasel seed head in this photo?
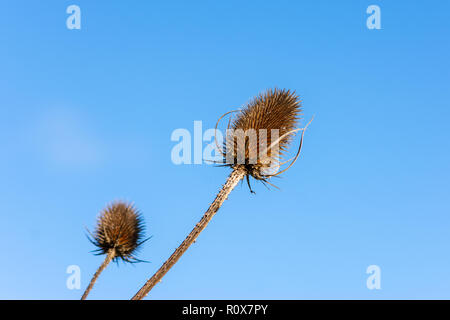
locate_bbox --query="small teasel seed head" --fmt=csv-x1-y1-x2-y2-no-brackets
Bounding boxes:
88,201,147,263
222,88,302,182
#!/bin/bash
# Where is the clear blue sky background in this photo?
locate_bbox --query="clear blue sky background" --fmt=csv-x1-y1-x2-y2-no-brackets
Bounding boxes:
1,1,449,299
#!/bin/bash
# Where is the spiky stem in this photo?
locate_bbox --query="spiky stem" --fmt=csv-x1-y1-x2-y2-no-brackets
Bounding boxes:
132,168,246,300
81,249,115,300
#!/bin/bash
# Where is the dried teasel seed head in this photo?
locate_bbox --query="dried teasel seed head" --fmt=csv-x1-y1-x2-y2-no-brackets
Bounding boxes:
222,88,302,183
88,201,147,263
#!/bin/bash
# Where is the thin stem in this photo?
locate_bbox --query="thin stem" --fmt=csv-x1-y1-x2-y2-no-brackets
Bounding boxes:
132,168,246,300
81,249,115,300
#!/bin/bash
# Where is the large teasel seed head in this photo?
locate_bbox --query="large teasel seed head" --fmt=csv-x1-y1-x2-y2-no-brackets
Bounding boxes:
221,88,303,184
88,201,147,263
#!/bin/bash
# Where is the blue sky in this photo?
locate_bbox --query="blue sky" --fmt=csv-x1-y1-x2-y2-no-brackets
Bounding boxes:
1,0,449,299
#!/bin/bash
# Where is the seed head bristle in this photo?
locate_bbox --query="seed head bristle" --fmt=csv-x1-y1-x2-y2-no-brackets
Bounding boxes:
222,88,302,183
89,201,146,263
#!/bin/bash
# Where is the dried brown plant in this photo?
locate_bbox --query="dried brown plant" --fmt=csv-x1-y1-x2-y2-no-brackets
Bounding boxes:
132,88,311,300
81,201,147,300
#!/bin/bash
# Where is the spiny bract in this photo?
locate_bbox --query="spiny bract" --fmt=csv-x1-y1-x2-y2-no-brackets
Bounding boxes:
89,201,146,263
223,88,302,183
